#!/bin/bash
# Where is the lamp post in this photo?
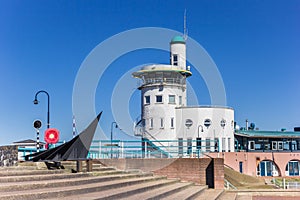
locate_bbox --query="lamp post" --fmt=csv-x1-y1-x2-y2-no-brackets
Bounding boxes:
33,90,50,129
197,125,203,138
110,122,118,158
197,125,203,158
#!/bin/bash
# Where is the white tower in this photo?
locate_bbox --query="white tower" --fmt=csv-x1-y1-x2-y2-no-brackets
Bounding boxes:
132,36,192,141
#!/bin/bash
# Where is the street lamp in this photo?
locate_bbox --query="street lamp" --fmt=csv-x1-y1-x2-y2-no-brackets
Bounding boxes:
34,90,50,129
110,122,118,158
197,125,203,138
197,125,204,158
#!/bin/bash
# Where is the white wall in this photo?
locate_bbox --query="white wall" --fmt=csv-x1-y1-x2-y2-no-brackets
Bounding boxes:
142,85,186,140
170,42,186,69
175,106,235,152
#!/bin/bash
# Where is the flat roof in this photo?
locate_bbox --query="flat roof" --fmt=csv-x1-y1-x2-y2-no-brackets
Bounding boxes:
235,130,300,138
132,68,192,78
175,105,234,110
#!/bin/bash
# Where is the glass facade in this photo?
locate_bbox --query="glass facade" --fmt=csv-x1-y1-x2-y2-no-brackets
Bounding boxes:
235,135,300,152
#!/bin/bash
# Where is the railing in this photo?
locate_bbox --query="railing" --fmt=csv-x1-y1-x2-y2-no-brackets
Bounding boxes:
273,178,300,189
88,139,218,159
18,139,219,160
224,179,237,190
139,77,186,86
286,182,300,189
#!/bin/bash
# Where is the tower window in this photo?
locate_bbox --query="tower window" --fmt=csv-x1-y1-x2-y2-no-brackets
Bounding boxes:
169,95,175,104
220,119,226,128
173,54,178,66
160,118,164,128
171,117,174,128
145,95,150,104
204,119,212,128
156,95,163,103
179,96,182,105
149,118,153,129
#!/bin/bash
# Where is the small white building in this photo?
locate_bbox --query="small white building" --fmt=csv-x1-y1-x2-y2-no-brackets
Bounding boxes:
12,139,45,161
176,106,235,153
133,35,234,155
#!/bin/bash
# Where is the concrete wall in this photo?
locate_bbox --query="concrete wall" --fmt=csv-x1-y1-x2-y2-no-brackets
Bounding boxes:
98,158,224,189
0,145,18,167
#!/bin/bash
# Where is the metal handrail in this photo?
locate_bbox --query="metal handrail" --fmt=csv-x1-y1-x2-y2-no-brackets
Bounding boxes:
18,139,220,160
224,179,237,190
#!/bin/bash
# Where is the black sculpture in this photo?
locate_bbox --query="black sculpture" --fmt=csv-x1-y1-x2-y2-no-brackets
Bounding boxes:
25,112,102,162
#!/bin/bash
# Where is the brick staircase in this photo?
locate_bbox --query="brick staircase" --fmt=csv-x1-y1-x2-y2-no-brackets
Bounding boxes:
0,162,225,200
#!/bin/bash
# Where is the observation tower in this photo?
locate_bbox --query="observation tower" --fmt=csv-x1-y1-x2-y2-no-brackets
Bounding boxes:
132,36,192,141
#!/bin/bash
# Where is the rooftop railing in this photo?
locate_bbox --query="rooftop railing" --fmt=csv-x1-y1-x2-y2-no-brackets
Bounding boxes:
138,77,186,86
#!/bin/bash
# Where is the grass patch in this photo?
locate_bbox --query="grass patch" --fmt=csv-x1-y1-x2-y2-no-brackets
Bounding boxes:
224,167,274,189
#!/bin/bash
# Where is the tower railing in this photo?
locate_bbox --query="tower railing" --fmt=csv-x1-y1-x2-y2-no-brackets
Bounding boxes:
138,77,186,87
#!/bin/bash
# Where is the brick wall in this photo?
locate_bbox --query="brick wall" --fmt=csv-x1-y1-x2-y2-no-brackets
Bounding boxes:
213,158,224,189
153,158,211,185
98,157,224,189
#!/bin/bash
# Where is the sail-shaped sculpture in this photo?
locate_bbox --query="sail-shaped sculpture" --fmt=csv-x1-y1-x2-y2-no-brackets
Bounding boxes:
25,112,102,162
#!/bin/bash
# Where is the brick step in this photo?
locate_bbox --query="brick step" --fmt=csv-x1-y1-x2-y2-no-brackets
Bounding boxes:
0,166,142,183
60,162,102,168
45,178,179,200
116,181,194,200
163,185,207,200
81,166,116,172
0,169,64,177
0,172,153,192
63,164,115,172
195,189,224,200
0,175,167,200
18,162,43,166
235,194,252,200
0,166,38,171
0,172,90,183
218,192,237,200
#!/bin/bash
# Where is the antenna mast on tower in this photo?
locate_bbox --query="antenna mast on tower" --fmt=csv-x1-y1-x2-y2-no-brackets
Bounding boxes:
183,9,188,41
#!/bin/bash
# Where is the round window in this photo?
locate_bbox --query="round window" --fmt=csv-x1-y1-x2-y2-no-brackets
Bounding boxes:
221,119,226,128
204,119,211,128
185,119,193,128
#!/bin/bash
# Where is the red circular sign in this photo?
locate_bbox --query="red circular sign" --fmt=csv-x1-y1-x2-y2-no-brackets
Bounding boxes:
44,128,59,144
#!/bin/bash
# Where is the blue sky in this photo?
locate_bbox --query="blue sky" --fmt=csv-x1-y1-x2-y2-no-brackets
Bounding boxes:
0,0,299,145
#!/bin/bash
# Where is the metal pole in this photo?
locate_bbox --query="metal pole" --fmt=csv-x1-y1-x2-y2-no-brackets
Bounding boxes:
36,129,40,152
34,90,50,129
111,123,113,158
47,94,50,129
110,122,117,159
197,125,203,158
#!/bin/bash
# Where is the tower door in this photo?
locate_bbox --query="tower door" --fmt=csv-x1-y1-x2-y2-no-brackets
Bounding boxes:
266,161,272,176
260,161,266,176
